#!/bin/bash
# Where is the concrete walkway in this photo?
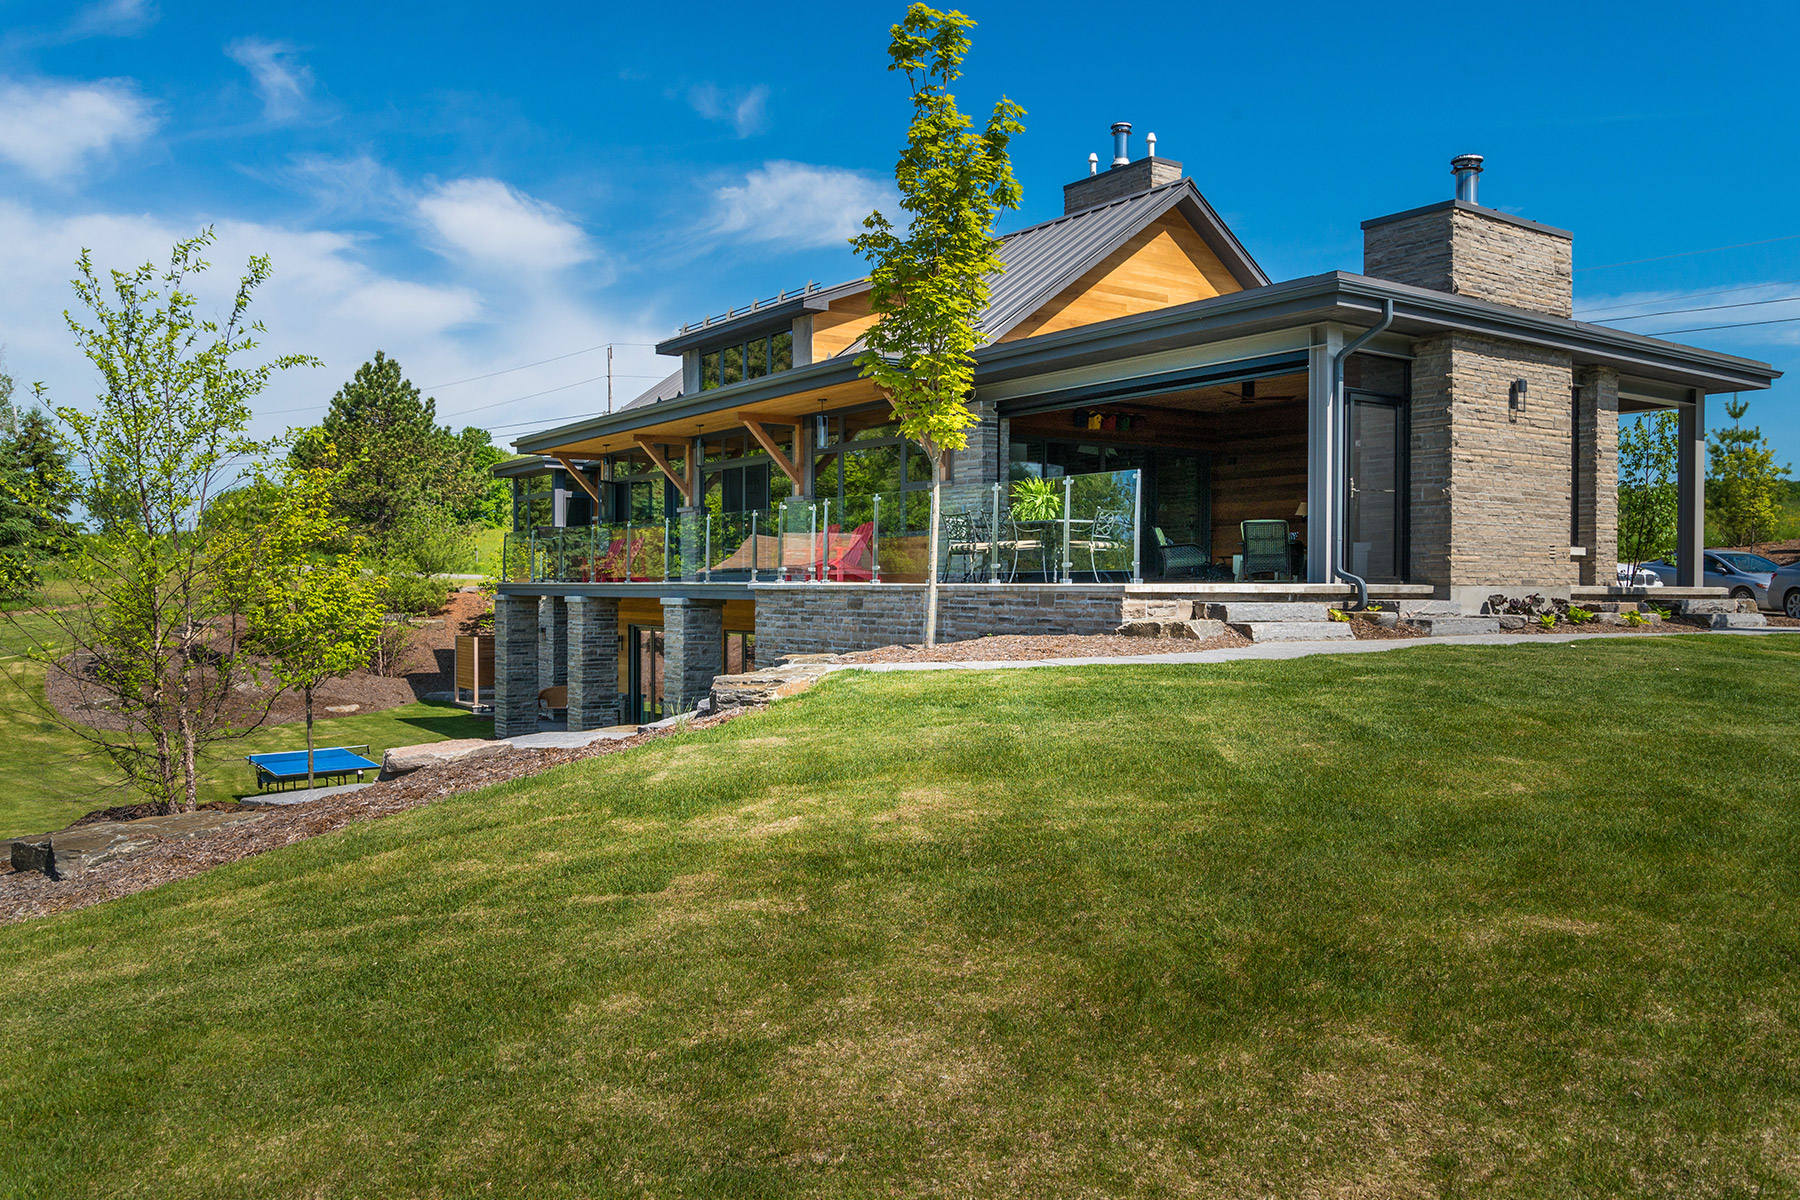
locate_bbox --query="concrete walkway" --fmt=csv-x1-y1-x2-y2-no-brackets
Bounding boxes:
240,782,373,807
508,726,642,749
830,627,1800,674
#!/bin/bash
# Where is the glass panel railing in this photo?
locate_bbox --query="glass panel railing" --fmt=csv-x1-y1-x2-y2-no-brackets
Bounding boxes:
950,468,1142,584
501,471,1139,587
862,489,931,583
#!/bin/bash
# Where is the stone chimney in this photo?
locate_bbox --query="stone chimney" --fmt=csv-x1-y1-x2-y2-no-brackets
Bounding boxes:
1063,121,1183,214
1361,155,1573,318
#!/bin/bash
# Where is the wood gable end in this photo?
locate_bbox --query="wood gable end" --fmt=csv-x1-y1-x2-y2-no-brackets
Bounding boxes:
1001,208,1246,343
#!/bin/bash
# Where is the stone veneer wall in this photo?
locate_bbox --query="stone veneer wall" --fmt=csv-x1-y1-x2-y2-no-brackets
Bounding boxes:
753,585,1146,659
1574,366,1620,585
1363,203,1573,318
1408,331,1581,596
662,598,725,714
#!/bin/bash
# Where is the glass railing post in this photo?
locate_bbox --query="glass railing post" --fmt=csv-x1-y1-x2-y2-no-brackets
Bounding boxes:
777,502,787,581
750,510,760,581
808,503,818,582
820,499,831,582
1131,468,1143,584
990,482,1003,583
871,493,882,583
703,512,713,583
529,529,539,582
624,516,633,582
663,517,671,581
1061,476,1074,584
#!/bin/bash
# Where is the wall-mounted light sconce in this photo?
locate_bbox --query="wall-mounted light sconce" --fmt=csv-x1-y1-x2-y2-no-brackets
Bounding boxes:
1509,378,1528,418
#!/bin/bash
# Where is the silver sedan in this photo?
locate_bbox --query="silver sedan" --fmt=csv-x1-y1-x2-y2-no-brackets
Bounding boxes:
1767,560,1800,618
1643,551,1780,609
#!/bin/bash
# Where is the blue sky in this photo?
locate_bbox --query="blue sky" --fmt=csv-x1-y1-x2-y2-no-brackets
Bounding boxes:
2,0,1798,462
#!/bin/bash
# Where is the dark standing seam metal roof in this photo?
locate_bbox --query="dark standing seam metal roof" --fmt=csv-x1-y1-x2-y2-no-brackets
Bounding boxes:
618,178,1267,413
834,177,1268,356
621,368,684,410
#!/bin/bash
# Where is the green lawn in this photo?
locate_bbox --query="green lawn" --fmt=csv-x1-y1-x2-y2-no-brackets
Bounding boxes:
0,656,489,839
4,636,1800,1197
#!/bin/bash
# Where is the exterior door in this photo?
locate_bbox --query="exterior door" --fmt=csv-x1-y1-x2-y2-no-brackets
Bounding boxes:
1346,398,1407,582
627,625,664,724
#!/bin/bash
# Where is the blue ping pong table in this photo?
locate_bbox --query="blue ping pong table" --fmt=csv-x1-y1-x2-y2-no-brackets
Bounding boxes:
246,745,380,791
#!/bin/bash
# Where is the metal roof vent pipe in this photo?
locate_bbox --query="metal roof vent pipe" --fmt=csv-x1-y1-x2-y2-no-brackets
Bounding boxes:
1452,153,1484,204
1146,132,1157,158
1087,152,1098,176
1111,121,1131,168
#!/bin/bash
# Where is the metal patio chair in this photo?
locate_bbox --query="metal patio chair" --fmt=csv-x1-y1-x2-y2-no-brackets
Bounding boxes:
1081,507,1133,581
940,511,991,582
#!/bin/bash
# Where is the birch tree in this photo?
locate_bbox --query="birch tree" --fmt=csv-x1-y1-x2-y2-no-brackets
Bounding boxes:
11,231,319,812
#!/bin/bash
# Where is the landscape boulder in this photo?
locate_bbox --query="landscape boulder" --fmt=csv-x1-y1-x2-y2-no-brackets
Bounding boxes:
379,738,511,779
1115,618,1226,640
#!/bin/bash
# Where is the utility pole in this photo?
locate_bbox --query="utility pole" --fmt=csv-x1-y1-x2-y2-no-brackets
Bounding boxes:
606,345,614,413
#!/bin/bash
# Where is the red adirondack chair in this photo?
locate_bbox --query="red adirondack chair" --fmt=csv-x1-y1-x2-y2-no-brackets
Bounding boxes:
824,522,876,581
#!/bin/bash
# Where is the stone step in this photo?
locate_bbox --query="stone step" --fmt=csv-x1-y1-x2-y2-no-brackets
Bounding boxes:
1203,602,1335,623
1674,598,1751,615
1115,618,1227,640
1405,616,1502,636
1710,611,1769,630
1229,621,1356,642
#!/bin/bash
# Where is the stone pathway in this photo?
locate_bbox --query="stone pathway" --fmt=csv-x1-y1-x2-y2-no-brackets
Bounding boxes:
241,782,372,808
829,627,1800,674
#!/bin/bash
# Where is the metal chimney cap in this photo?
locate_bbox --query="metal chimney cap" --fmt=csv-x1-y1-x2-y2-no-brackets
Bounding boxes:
1450,153,1485,172
1111,121,1132,134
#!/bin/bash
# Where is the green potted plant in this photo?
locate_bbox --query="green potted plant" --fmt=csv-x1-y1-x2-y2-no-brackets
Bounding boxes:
1010,476,1063,521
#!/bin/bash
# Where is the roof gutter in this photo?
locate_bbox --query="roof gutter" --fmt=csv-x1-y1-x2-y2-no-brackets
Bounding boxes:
1330,298,1395,611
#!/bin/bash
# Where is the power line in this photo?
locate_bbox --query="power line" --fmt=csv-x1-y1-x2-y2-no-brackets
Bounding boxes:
1646,314,1800,336
421,342,660,390
438,374,664,420
1577,233,1800,272
1577,277,1800,318
1595,293,1800,323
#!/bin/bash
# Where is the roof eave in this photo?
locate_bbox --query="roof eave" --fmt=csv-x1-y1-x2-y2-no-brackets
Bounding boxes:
511,356,875,453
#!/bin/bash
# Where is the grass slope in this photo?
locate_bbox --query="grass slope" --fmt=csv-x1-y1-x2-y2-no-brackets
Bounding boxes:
4,636,1800,1197
0,655,489,839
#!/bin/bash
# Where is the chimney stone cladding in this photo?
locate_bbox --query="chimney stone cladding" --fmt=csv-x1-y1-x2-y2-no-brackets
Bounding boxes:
1063,157,1183,215
1362,200,1573,318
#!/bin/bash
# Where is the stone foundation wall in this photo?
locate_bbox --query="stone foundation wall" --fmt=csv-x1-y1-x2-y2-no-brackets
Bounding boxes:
753,584,1163,658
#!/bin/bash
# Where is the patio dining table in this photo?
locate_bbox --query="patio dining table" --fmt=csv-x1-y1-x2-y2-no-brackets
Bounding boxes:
1007,517,1092,582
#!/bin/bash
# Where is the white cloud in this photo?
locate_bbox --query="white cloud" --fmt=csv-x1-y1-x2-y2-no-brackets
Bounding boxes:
0,78,157,180
712,161,891,249
69,0,156,38
688,82,769,137
416,178,595,272
0,198,667,451
225,37,313,122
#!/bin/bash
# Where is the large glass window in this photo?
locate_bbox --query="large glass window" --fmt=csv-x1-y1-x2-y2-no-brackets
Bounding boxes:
698,328,799,390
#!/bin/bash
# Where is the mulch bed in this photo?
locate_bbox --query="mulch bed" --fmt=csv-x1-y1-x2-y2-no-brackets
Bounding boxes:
42,590,493,733
0,703,759,924
837,630,1252,663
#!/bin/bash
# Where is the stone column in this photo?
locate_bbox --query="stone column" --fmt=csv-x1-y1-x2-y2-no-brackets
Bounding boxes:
1304,329,1343,583
1574,366,1620,585
493,593,541,739
662,597,724,715
566,596,620,731
1676,391,1707,587
542,596,569,688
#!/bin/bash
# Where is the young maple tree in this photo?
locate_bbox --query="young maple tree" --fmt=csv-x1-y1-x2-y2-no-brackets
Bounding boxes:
852,3,1023,645
234,467,386,789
